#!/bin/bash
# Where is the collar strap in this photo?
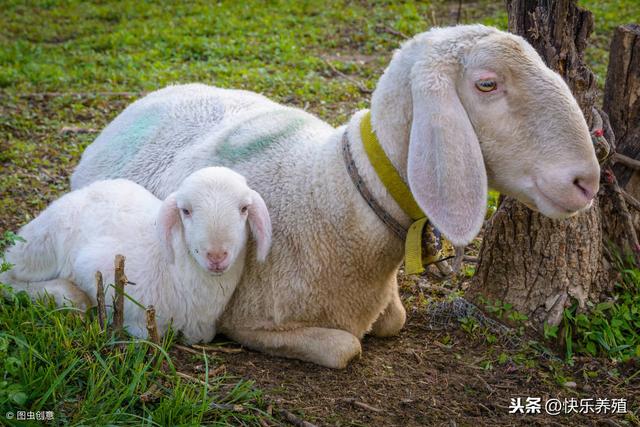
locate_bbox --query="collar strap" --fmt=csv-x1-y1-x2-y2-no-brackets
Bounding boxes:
360,111,425,220
342,130,408,241
342,111,450,275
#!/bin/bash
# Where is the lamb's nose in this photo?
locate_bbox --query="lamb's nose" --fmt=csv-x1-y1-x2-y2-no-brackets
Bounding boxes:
206,250,228,264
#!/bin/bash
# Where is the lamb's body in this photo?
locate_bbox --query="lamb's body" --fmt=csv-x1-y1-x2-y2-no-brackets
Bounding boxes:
3,178,246,343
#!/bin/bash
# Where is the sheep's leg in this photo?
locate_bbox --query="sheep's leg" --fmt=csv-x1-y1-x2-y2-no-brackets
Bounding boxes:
227,327,362,369
369,279,406,337
3,278,92,311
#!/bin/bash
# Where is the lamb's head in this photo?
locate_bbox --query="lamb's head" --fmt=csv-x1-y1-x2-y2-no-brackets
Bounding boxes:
157,167,272,274
371,24,600,246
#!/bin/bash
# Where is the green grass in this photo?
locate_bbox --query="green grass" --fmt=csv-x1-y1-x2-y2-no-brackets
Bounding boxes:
1,1,639,425
0,234,268,426
560,253,640,363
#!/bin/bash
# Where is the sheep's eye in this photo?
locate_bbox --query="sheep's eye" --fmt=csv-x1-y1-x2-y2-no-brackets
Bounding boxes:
240,205,249,214
475,79,497,92
181,208,191,216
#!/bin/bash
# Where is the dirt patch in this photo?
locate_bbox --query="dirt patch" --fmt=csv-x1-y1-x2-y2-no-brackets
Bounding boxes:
172,280,638,426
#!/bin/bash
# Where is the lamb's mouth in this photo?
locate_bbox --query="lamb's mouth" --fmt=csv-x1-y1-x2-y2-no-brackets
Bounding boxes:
207,265,229,275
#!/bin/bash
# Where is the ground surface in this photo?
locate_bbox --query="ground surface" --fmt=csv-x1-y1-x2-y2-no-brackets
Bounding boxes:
1,1,639,426
169,274,638,426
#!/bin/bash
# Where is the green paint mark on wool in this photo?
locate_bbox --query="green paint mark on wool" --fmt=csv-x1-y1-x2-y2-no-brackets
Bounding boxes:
216,110,308,163
104,108,164,166
98,108,164,177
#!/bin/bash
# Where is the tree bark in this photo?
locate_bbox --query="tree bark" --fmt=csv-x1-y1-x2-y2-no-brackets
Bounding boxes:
467,0,614,328
605,25,640,239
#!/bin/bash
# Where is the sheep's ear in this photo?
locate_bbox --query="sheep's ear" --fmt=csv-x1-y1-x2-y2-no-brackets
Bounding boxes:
157,193,179,263
407,63,487,246
248,190,272,262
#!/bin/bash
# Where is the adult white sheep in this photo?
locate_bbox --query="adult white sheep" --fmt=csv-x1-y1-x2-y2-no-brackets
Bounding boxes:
70,25,600,368
1,167,272,344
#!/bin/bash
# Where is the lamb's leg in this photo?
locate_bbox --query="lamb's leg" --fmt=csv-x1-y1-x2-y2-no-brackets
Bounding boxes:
369,280,406,337
227,327,362,369
2,223,60,283
3,278,92,311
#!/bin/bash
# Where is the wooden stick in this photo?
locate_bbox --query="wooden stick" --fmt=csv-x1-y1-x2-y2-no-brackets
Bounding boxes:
59,126,98,135
191,343,244,353
278,409,318,427
18,91,143,98
95,271,106,331
380,25,409,39
174,344,202,355
622,189,640,212
342,398,384,413
613,152,640,171
322,59,372,94
111,255,127,337
145,305,160,345
176,371,209,387
605,167,640,264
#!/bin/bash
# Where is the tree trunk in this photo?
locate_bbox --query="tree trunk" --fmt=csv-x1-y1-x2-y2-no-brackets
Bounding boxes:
605,25,640,232
467,0,620,328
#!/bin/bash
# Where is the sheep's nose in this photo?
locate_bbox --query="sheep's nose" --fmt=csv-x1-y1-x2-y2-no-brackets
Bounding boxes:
206,250,228,264
573,172,599,202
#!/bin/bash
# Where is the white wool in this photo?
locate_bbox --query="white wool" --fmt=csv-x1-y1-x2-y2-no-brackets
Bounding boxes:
2,167,271,344
68,25,599,368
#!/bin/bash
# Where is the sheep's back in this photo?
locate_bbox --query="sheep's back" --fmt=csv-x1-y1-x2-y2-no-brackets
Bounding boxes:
71,84,333,199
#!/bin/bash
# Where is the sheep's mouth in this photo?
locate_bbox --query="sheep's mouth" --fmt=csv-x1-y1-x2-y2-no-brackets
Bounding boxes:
532,181,583,218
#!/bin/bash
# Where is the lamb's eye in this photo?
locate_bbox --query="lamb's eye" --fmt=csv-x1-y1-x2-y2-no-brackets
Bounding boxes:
182,208,191,216
240,205,249,214
475,79,497,92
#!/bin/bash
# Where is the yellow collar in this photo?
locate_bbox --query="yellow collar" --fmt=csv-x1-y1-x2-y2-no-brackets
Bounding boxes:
360,111,442,274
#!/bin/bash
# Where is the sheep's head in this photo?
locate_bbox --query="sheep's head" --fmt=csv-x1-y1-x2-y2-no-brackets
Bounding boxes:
375,25,600,246
157,167,272,274
456,31,600,217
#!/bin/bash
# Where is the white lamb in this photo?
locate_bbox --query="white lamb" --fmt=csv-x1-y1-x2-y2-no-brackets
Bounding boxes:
0,167,272,344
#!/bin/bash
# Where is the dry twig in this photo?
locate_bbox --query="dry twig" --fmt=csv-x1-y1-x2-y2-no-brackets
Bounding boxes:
95,271,106,331
613,152,640,170
622,189,640,212
342,397,384,413
174,344,202,356
59,126,98,135
278,409,318,427
322,59,372,94
418,282,453,295
145,305,160,345
191,343,244,354
111,255,127,337
378,24,409,39
176,371,209,387
19,91,143,98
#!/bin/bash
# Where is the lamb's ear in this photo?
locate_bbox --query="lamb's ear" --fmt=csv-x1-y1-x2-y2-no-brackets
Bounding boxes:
407,62,487,246
247,190,272,262
157,193,179,263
